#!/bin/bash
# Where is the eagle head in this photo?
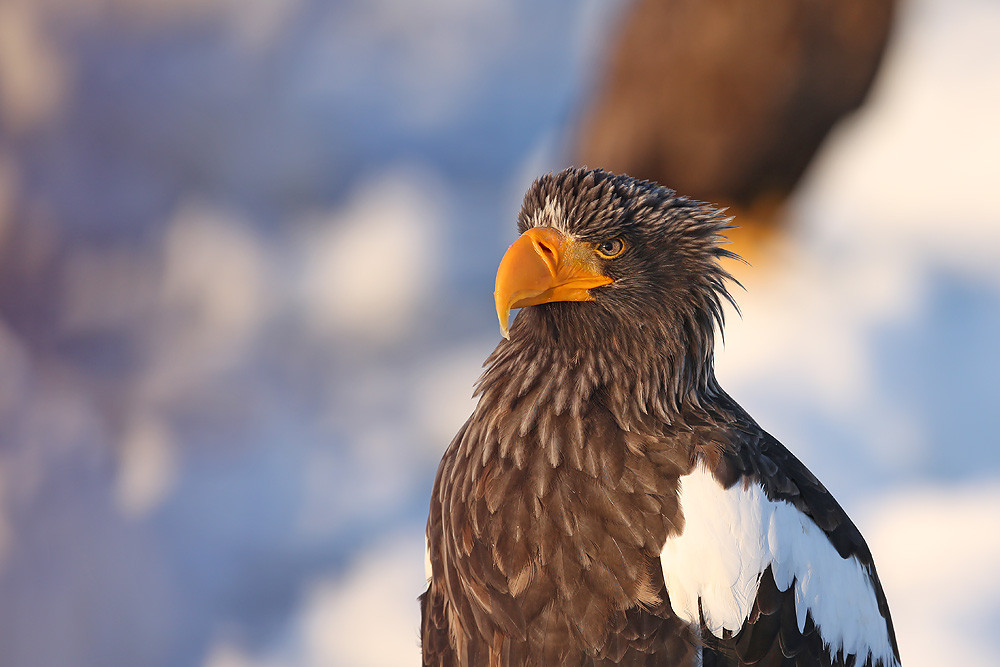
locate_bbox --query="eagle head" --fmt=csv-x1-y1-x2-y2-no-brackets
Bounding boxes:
494,168,738,414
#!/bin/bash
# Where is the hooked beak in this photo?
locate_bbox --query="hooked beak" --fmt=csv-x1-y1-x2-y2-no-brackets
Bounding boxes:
494,226,612,339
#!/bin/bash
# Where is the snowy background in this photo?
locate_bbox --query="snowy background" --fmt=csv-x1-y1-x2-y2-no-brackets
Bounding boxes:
0,0,997,665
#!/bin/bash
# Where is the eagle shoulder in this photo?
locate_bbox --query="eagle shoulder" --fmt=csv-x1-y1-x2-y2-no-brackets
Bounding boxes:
659,427,900,666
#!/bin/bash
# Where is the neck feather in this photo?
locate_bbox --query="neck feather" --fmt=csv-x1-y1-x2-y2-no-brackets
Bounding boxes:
476,305,723,434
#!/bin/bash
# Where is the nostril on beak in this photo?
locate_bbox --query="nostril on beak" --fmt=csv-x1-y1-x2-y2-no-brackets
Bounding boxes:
534,238,558,273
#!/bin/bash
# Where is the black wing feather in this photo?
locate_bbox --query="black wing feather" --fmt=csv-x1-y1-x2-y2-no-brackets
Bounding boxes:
696,401,901,667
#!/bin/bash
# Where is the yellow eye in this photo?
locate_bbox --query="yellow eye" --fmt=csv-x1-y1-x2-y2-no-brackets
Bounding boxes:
595,238,625,259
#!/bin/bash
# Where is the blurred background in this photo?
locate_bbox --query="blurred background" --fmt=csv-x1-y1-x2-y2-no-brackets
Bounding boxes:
0,0,998,665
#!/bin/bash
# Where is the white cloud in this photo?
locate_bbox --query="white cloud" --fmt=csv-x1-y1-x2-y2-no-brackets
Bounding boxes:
413,341,493,451
115,413,177,519
297,532,425,667
296,167,446,345
864,482,1000,667
0,3,69,134
156,201,273,372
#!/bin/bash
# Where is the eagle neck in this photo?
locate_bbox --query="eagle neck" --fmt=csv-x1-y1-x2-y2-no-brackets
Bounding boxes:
476,313,721,433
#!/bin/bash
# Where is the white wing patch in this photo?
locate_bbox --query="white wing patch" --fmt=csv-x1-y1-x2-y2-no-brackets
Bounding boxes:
660,463,897,666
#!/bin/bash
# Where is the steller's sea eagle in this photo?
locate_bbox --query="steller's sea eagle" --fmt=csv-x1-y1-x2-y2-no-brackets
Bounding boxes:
421,168,900,666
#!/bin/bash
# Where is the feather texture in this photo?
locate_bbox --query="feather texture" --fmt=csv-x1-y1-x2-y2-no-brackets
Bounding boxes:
660,464,897,666
421,169,899,667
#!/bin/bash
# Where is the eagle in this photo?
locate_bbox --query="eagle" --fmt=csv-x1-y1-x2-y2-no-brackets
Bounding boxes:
420,168,899,666
574,0,897,261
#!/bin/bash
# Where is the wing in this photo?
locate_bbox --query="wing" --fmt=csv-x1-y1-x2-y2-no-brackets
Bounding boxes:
659,423,901,667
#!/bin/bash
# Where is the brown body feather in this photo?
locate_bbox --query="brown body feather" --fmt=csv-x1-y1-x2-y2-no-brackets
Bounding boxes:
421,169,899,666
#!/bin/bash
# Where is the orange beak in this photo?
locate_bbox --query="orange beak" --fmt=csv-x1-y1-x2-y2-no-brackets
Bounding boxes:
494,226,612,339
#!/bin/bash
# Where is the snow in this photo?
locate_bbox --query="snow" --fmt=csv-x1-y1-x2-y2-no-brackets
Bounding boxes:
0,0,996,665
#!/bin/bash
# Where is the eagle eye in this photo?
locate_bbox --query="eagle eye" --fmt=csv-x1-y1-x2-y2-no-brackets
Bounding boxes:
595,238,626,259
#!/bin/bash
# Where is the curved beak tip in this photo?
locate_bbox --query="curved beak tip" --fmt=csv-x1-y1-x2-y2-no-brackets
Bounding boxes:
496,296,511,340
